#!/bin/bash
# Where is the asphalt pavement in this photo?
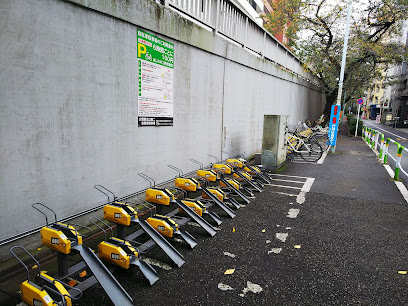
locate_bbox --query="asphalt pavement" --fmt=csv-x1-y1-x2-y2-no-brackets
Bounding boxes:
74,121,408,306
4,120,408,305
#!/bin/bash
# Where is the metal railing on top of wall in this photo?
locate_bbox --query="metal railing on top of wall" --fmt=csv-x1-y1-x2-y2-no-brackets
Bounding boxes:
164,0,319,86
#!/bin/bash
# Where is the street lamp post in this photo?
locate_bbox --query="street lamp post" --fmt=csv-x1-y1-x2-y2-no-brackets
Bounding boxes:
332,0,353,153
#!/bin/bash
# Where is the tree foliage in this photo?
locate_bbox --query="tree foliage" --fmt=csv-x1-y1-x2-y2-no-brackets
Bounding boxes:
264,0,408,115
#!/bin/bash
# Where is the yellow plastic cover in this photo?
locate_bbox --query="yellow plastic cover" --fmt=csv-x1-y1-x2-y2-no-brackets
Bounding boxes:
103,204,132,226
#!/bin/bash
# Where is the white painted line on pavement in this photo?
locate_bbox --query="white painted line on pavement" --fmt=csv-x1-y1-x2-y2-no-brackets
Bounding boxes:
301,178,315,193
239,281,263,297
275,192,297,197
317,148,329,164
269,173,310,179
276,233,288,242
296,191,306,204
270,178,304,184
265,184,302,190
364,122,407,140
218,283,234,291
268,248,282,254
384,164,395,177
395,181,408,203
223,251,236,258
287,208,300,218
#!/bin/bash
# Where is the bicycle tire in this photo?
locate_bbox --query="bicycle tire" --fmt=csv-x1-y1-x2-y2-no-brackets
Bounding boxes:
311,134,329,151
299,141,323,162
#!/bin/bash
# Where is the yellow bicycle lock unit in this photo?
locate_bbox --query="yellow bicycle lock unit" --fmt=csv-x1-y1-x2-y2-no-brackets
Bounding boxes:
10,246,82,306
95,184,187,269
226,158,244,168
179,199,206,216
32,203,84,255
87,216,159,285
202,187,226,202
220,179,241,190
31,201,134,306
146,214,179,238
140,171,216,239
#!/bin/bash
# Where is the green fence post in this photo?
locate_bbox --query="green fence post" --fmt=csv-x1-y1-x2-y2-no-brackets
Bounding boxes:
384,138,390,164
379,133,384,159
394,144,404,180
371,131,376,148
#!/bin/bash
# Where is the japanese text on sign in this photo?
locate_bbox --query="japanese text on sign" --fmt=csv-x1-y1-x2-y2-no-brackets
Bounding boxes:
328,105,340,146
137,30,174,126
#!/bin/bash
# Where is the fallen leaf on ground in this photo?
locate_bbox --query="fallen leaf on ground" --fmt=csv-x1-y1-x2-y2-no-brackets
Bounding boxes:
224,268,235,275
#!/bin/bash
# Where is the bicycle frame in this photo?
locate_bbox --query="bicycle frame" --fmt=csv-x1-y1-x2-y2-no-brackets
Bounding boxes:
285,133,310,154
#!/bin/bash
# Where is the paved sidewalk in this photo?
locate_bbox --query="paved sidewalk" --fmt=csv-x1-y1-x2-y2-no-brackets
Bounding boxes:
3,121,408,305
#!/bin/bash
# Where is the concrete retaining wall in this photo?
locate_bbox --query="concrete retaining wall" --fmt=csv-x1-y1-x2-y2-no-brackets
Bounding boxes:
0,0,325,246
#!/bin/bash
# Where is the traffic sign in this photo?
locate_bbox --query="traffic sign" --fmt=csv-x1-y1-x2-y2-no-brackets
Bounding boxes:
357,98,364,105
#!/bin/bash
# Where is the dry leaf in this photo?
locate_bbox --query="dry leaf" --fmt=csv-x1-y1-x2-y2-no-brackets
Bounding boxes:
224,268,235,275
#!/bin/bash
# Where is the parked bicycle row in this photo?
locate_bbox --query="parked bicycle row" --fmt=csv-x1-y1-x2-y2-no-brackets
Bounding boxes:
285,120,330,162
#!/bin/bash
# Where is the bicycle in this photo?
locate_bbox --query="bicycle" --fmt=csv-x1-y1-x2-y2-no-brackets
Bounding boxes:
297,123,330,152
285,130,323,162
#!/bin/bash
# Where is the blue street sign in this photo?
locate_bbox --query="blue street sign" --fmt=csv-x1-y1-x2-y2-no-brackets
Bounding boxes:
328,105,340,146
357,98,363,104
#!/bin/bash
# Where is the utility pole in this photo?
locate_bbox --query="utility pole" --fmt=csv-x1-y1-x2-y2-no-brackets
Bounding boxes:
332,0,353,153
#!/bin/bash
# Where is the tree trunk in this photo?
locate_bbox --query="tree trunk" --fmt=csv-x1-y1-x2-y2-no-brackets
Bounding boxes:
323,90,338,118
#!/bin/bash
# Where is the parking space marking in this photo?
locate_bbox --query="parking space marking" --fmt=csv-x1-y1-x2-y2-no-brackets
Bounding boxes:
270,178,305,184
268,248,282,254
265,184,302,190
269,173,309,179
276,233,288,242
239,281,263,297
218,283,234,291
301,178,315,193
287,208,300,218
296,191,306,204
263,175,314,201
317,148,330,164
275,192,297,197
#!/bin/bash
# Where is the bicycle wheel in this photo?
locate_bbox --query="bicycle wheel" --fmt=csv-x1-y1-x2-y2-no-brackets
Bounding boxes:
299,141,323,162
311,134,329,151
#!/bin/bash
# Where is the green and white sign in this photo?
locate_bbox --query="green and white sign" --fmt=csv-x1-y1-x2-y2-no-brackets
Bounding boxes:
137,29,174,126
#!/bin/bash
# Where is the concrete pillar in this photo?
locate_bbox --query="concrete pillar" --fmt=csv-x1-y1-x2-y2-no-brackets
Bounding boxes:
261,115,287,169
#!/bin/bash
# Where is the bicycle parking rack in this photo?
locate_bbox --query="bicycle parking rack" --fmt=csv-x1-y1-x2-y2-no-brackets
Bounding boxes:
168,165,222,226
88,216,159,285
140,172,216,237
208,154,263,193
190,159,237,218
31,203,133,306
10,245,82,306
94,185,185,268
224,153,272,184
